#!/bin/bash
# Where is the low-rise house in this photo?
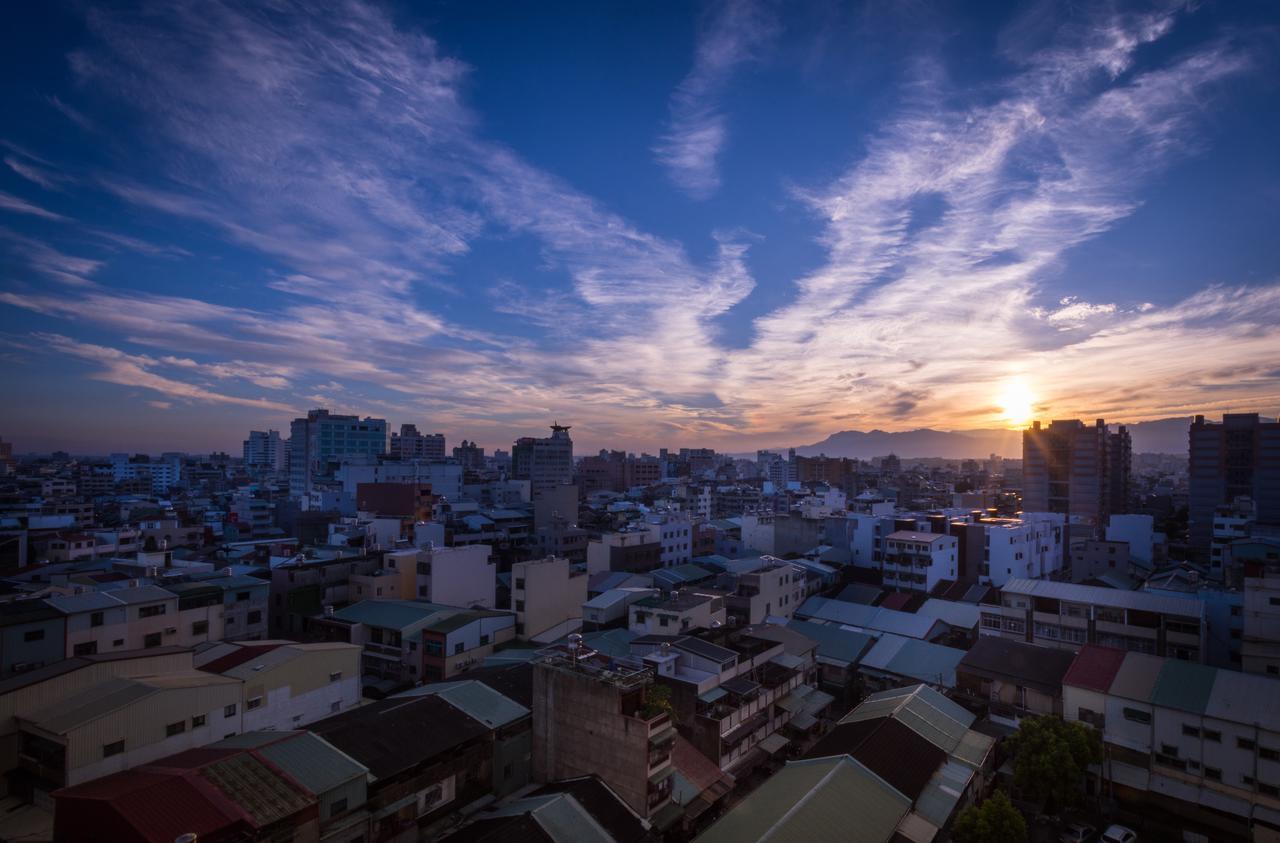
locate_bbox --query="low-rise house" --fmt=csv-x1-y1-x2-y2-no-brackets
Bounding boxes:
583,587,658,630
52,730,368,843
1063,644,1280,841
16,670,244,790
780,619,876,700
195,639,362,729
981,577,1207,661
956,636,1076,723
0,600,65,678
857,633,965,693
628,591,726,636
702,684,995,843
308,600,516,690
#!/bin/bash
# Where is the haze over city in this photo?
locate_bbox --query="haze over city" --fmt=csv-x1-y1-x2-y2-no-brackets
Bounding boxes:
2,0,1278,455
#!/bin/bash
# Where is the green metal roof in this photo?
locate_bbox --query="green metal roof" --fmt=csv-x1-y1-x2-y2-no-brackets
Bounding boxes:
785,619,874,666
395,680,529,729
697,756,911,843
332,599,451,630
1150,658,1218,714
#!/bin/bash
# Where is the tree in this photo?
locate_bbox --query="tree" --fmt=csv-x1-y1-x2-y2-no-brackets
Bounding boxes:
952,790,1027,843
1007,715,1102,811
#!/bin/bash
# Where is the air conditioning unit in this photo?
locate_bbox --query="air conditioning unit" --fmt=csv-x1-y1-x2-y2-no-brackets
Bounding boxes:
165,627,177,635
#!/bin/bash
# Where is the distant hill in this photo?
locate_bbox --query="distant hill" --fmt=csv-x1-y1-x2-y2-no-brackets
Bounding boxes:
793,417,1194,459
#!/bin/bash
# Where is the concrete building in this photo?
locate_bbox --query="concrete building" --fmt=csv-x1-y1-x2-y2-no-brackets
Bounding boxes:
194,639,363,730
882,530,958,594
531,646,676,819
512,423,574,495
390,423,445,461
1023,419,1131,534
981,578,1207,661
0,601,66,679
311,600,516,688
629,591,726,636
1242,546,1280,676
415,543,496,609
268,553,382,637
1063,645,1280,841
1189,413,1280,556
511,555,588,641
587,527,662,574
289,409,387,499
242,429,287,472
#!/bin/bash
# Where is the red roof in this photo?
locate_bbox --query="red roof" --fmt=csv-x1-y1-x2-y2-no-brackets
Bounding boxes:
879,592,912,611
198,642,285,674
1062,644,1127,693
672,734,733,793
54,770,241,843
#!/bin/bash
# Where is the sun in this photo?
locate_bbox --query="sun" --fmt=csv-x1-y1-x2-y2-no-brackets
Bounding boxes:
996,378,1035,428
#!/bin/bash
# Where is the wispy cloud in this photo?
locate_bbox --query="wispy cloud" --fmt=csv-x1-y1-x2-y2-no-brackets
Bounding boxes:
654,0,778,199
0,191,67,221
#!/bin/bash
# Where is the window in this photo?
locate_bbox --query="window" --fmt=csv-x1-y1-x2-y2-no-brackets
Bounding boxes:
1183,725,1200,738
659,615,671,627
1205,767,1222,782
224,703,237,718
166,721,186,737
1244,775,1256,787
23,629,44,642
103,740,124,758
480,634,490,646
1261,747,1280,761
247,610,261,624
1204,728,1221,742
515,600,525,612
225,616,235,626
514,578,525,590
1160,743,1178,757
330,798,348,817
329,671,342,682
144,632,162,648
1239,737,1256,751
139,604,166,618
1269,665,1279,676
1262,784,1280,798
454,642,464,655
192,620,209,635
247,697,262,710
330,700,341,713
1123,707,1151,724
113,638,124,647
192,715,206,728
73,641,98,656
236,591,251,602
90,611,104,627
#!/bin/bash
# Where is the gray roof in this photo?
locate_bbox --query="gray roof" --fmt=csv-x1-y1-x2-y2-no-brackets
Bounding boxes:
104,585,176,605
215,731,367,794
859,634,964,688
785,620,875,667
1001,577,1204,618
796,597,942,640
23,672,239,734
697,755,911,843
45,591,126,614
394,679,529,728
841,684,978,756
886,530,950,544
916,599,981,629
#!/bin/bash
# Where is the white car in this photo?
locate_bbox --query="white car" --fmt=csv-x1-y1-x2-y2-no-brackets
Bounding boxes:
1101,825,1137,843
1060,822,1096,843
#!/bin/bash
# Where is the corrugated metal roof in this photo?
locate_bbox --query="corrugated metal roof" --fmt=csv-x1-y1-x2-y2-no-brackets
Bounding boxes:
697,756,911,843
1150,659,1218,715
106,585,176,605
797,597,941,640
1062,645,1128,693
1000,578,1204,618
785,619,875,666
46,591,125,613
252,732,367,795
841,685,975,755
912,758,973,828
916,599,981,629
1205,668,1280,725
1108,652,1164,701
396,680,530,728
26,672,240,734
332,599,448,629
580,628,638,659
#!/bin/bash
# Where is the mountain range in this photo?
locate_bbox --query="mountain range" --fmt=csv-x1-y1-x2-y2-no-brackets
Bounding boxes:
792,417,1195,460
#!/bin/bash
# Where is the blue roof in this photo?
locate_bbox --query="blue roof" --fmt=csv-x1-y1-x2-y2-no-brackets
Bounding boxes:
331,599,453,630
796,597,941,640
651,564,715,587
395,680,529,728
860,634,964,688
785,619,875,666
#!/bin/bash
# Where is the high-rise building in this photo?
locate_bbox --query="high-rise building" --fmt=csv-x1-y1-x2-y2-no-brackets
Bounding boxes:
1022,419,1130,532
512,423,573,494
1189,413,1280,553
242,429,286,472
389,423,444,460
288,409,387,498
452,439,485,471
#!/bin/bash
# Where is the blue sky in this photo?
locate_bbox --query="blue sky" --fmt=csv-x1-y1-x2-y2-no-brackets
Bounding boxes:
1,0,1278,455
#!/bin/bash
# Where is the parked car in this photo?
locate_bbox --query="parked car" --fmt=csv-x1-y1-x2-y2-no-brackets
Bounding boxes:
1060,822,1097,843
1101,825,1137,843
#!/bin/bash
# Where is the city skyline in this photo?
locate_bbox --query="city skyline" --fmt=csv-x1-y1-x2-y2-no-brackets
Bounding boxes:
3,1,1280,454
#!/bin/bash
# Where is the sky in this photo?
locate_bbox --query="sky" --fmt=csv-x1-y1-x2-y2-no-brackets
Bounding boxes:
1,0,1278,456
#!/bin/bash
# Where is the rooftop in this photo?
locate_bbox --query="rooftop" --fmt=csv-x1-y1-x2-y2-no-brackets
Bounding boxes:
958,637,1077,692
886,530,950,544
1001,577,1205,618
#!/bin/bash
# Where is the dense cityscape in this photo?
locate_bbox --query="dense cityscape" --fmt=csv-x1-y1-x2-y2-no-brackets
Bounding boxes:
0,409,1275,841
4,0,1280,841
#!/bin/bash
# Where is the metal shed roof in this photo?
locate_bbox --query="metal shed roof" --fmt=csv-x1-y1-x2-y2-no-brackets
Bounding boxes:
1001,578,1204,618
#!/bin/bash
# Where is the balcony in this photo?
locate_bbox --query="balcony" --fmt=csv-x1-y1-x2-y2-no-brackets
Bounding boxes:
363,641,402,659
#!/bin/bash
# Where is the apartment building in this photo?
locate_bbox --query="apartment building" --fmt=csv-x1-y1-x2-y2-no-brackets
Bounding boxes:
982,578,1207,661
414,543,496,608
1242,549,1280,676
1189,413,1280,554
531,645,676,819
721,558,807,625
882,530,958,593
1063,645,1280,840
510,555,587,641
512,423,573,494
1023,418,1131,533
268,553,381,636
289,409,388,498
389,423,445,461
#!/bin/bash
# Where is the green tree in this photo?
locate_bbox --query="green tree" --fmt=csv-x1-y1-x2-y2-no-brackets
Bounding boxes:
1007,715,1102,811
952,790,1027,843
